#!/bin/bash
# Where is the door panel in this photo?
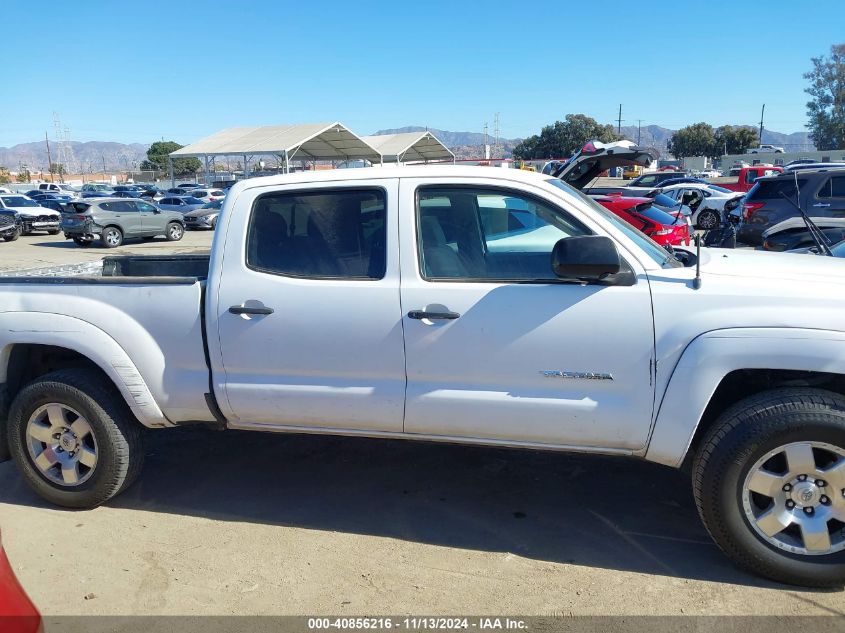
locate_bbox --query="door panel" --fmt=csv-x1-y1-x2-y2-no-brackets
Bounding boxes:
214,180,405,432
398,178,656,450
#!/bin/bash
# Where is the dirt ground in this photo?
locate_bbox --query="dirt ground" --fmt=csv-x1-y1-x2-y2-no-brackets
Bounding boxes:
1,430,844,617
0,220,842,619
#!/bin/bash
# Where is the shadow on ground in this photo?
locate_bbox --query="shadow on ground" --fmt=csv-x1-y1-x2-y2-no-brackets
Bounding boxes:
0,428,793,588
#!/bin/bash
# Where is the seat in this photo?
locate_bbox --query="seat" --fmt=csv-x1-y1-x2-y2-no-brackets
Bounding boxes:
250,210,289,271
420,215,468,278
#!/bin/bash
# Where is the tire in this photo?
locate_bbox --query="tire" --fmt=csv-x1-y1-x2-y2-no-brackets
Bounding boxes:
165,222,184,242
47,229,60,235
73,237,93,247
693,388,845,587
101,226,123,248
7,369,144,509
697,210,720,230
3,229,20,242
210,217,217,230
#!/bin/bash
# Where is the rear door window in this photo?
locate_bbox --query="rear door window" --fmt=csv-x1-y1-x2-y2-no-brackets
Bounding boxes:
817,176,845,198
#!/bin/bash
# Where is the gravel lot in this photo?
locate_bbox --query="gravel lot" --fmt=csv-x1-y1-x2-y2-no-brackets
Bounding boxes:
0,223,842,618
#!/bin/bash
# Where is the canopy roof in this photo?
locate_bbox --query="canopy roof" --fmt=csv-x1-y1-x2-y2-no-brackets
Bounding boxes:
360,131,454,163
170,123,382,161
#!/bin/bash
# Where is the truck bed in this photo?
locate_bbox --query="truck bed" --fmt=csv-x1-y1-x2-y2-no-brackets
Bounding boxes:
0,253,216,424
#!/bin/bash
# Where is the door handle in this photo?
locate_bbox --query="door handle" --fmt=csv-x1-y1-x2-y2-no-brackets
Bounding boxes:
813,203,831,208
229,305,274,315
408,310,460,320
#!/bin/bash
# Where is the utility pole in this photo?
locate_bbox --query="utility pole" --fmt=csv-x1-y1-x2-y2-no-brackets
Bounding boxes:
758,104,766,146
45,131,54,183
493,112,500,159
636,119,642,146
617,104,623,135
483,122,489,160
102,154,107,181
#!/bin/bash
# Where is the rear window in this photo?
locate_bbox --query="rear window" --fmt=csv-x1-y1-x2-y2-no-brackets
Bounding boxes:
747,178,807,200
636,204,678,225
818,176,845,198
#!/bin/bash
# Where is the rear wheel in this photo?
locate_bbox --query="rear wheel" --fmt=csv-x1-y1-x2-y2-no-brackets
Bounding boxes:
697,210,720,230
693,388,845,587
101,226,123,248
47,229,60,235
165,222,184,241
7,369,144,509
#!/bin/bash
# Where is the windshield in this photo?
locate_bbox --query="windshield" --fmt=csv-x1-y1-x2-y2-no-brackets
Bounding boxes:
649,193,681,208
707,184,733,194
2,196,38,207
637,205,678,225
545,179,681,267
202,200,222,209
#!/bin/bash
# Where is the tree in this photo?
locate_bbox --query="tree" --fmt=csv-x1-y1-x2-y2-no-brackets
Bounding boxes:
142,141,202,176
0,167,11,184
49,163,65,176
668,123,717,159
512,114,622,160
805,43,845,150
713,125,759,155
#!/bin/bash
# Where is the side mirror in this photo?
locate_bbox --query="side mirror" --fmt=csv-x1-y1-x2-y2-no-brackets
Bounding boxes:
551,236,621,282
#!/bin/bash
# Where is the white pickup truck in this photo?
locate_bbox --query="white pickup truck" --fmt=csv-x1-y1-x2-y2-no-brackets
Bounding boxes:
1,166,844,587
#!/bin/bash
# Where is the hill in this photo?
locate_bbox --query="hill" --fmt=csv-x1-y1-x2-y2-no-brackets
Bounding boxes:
0,141,149,174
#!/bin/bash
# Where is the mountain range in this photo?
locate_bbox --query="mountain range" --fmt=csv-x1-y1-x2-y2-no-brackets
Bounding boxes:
0,124,815,173
0,141,148,174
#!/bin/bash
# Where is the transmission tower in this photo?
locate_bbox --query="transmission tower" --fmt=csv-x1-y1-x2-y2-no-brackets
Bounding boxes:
52,112,77,178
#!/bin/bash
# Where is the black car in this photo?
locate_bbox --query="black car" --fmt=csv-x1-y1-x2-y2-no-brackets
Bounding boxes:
738,167,845,246
626,171,690,188
0,209,21,242
35,199,68,213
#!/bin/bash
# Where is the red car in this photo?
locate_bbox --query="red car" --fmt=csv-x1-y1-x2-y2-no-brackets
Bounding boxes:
593,195,690,246
0,532,41,633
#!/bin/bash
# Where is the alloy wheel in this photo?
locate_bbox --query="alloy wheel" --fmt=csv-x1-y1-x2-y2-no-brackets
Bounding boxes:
742,441,845,555
25,403,98,487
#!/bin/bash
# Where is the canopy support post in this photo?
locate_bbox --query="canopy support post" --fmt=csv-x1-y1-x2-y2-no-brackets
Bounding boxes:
168,155,174,187
284,150,289,174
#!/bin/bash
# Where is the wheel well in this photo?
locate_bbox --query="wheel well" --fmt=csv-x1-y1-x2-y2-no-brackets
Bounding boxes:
0,344,115,420
682,368,845,470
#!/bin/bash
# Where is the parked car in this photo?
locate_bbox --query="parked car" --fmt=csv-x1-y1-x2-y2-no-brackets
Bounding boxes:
738,168,845,245
61,198,185,247
4,166,845,588
761,217,845,252
0,530,41,633
157,196,206,213
111,191,143,199
189,188,226,202
183,200,222,230
37,182,77,196
33,199,68,214
81,183,114,194
27,192,71,203
785,162,845,173
748,144,785,154
715,165,783,193
177,182,201,189
650,177,710,188
658,183,745,229
625,171,689,189
784,159,818,169
166,187,193,196
593,194,690,246
0,195,61,234
0,210,21,242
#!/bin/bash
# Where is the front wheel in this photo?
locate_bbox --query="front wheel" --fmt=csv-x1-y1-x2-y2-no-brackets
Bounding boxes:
165,222,184,241
7,369,144,509
3,229,20,242
693,388,845,587
47,229,60,235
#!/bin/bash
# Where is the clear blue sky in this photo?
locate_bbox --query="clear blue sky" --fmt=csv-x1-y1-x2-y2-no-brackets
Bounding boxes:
1,0,842,147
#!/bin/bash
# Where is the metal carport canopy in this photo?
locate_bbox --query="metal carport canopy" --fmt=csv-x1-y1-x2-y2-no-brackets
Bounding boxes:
360,131,454,163
169,122,382,162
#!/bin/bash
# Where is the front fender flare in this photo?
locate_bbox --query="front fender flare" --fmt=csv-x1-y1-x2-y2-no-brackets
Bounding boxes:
645,327,845,468
0,312,170,429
